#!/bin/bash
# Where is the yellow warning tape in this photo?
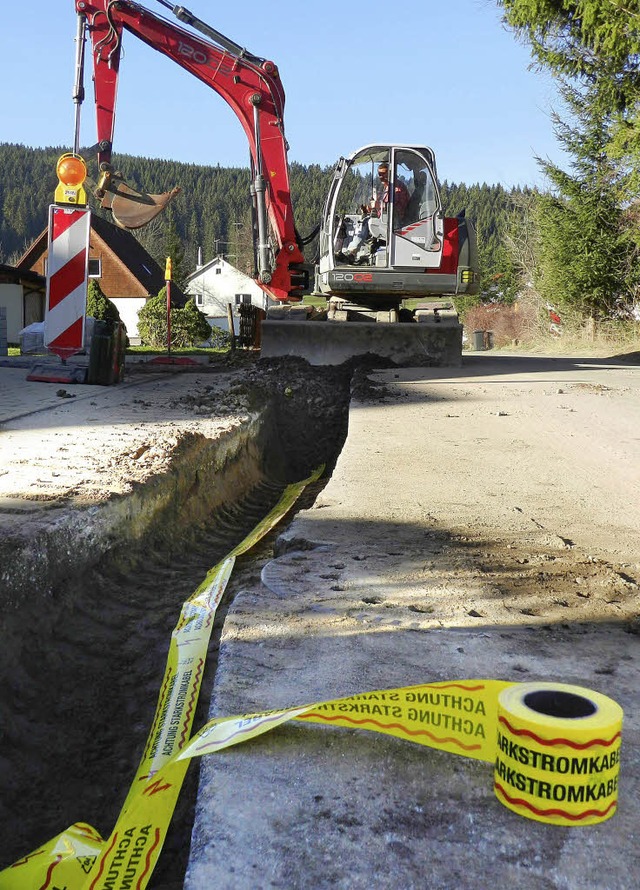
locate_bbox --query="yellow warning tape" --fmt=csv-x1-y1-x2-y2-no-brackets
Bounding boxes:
0,467,624,889
0,466,323,890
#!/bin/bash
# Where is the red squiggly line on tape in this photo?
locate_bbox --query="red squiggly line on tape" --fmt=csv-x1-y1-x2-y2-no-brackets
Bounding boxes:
494,781,617,821
136,827,162,890
143,671,175,760
9,849,44,868
179,658,204,749
498,715,621,749
419,683,486,691
298,713,483,752
204,604,216,629
76,823,104,843
88,832,118,890
38,853,63,890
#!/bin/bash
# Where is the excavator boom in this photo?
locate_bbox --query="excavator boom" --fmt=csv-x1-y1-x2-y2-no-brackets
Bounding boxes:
76,0,304,301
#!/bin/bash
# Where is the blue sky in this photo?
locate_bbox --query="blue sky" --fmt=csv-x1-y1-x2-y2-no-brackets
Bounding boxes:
1,0,567,188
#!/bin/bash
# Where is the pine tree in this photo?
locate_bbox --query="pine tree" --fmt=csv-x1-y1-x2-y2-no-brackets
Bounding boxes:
137,290,210,348
498,1,640,190
86,279,122,325
498,1,640,318
533,82,636,318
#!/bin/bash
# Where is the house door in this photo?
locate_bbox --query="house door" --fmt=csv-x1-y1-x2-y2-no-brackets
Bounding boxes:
24,289,45,326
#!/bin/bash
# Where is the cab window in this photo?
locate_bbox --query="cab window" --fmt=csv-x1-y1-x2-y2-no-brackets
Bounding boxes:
394,151,438,228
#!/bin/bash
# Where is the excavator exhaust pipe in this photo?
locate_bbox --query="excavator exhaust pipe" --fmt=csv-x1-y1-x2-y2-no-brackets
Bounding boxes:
96,170,181,229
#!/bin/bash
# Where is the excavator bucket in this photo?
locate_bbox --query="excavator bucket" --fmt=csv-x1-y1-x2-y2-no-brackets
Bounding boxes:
100,180,181,229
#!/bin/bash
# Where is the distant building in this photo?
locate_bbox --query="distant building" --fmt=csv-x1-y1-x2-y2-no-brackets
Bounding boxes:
16,214,186,343
185,255,274,334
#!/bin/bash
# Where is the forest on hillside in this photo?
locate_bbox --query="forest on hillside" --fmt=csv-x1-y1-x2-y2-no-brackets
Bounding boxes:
0,143,521,299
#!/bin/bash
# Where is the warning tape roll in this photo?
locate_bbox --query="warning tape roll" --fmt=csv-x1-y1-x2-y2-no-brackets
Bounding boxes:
495,682,623,826
0,466,624,889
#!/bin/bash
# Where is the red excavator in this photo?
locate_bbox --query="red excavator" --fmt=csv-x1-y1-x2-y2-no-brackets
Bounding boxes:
72,0,479,365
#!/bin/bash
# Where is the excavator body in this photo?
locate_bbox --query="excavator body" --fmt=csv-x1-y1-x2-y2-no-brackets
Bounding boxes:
72,0,478,366
261,144,478,366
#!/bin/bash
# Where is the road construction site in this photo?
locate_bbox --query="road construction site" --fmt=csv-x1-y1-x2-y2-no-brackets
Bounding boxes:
0,349,639,889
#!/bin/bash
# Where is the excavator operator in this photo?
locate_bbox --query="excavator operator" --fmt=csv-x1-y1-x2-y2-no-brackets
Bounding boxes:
372,163,410,221
336,161,412,265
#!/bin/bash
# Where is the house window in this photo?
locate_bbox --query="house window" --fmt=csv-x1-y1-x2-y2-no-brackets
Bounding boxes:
235,294,251,305
88,258,102,278
44,257,101,278
215,267,222,275
195,292,204,306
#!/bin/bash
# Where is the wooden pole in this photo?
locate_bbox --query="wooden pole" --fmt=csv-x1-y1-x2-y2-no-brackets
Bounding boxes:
227,302,236,351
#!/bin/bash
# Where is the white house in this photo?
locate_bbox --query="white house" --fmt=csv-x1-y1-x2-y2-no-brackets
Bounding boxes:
185,256,274,334
0,265,46,346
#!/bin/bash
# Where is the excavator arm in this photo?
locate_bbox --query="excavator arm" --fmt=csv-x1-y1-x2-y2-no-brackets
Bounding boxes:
76,0,305,301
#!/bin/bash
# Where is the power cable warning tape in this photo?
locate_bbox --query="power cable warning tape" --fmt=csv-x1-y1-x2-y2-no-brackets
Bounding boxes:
0,468,624,890
495,682,623,825
0,467,325,890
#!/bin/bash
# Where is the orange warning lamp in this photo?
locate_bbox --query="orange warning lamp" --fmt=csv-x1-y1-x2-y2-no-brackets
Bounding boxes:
54,153,88,206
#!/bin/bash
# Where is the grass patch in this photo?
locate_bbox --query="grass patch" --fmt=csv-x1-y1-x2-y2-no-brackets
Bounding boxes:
461,301,640,358
525,319,640,358
126,345,226,356
302,294,327,309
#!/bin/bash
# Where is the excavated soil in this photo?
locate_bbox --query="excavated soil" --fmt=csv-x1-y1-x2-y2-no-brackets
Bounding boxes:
0,354,351,884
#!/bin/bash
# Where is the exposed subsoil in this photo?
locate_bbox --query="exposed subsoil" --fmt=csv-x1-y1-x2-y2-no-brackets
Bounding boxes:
0,354,351,884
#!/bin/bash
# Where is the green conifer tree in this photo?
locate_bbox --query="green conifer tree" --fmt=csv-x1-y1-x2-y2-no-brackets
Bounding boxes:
86,279,122,325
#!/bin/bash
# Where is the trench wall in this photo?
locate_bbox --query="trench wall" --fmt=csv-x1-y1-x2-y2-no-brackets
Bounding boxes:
0,411,269,610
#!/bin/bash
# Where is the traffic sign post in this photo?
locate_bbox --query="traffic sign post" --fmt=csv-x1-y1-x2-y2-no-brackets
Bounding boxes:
44,204,91,361
165,256,172,354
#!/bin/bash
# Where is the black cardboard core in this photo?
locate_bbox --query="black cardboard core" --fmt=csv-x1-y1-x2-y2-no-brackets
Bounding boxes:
523,690,596,719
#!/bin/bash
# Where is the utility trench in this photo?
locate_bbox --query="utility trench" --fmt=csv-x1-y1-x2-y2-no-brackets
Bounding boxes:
0,358,353,887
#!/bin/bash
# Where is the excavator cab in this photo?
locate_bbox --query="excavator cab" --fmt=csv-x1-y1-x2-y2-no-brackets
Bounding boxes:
317,144,477,307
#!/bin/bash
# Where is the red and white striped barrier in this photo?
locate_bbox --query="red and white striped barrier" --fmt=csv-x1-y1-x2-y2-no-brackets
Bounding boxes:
44,205,91,359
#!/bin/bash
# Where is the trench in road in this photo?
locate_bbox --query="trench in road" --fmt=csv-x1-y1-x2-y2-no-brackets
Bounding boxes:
0,362,352,886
